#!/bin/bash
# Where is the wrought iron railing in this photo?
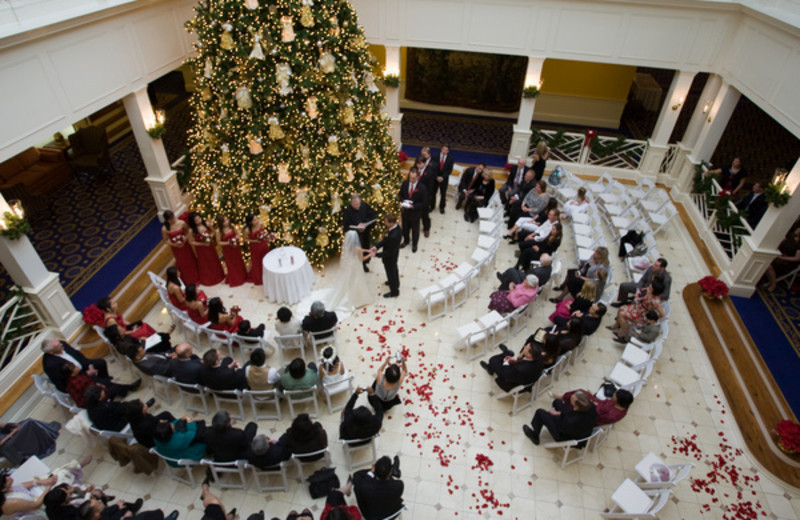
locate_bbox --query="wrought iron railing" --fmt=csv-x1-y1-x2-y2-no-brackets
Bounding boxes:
530,129,648,171
691,179,752,259
0,290,47,371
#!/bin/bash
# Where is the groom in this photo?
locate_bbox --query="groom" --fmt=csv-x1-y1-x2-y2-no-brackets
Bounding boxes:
371,213,402,298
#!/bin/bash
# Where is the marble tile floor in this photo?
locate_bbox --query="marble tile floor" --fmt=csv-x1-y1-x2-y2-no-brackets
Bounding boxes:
14,194,800,520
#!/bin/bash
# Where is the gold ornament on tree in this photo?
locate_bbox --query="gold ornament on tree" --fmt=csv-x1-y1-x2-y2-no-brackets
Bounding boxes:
277,162,291,183
331,193,341,214
235,85,253,109
275,63,293,95
219,144,231,166
295,188,309,210
364,72,379,93
301,147,311,169
319,52,336,73
201,87,213,101
300,0,314,28
281,16,295,42
344,162,354,182
340,100,355,126
306,96,318,119
372,183,384,204
327,135,339,156
244,0,259,10
249,34,264,60
316,226,329,247
204,58,213,78
268,117,285,140
220,23,235,50
283,223,293,243
248,134,263,155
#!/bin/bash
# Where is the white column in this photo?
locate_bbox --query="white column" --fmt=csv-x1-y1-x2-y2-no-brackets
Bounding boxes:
640,70,696,176
0,197,82,337
724,157,800,297
682,74,722,150
122,88,186,216
508,57,545,162
384,46,403,150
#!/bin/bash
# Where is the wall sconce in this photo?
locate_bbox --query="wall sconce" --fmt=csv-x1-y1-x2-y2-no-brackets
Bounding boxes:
146,109,167,139
772,168,789,188
702,102,710,114
671,97,684,111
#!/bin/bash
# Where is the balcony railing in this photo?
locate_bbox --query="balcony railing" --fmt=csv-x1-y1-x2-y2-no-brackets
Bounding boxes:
0,290,47,371
690,178,753,259
530,129,648,171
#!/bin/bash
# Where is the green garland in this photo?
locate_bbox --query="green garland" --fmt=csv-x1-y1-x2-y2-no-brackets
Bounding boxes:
590,135,626,158
0,211,32,240
764,182,791,208
146,123,167,139
692,162,714,195
382,74,400,88
530,127,568,150
522,85,540,99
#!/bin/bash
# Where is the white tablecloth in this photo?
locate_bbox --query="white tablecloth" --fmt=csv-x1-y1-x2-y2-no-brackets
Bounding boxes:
263,246,315,304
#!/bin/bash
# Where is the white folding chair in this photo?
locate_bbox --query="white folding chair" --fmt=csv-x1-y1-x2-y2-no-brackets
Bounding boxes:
309,326,338,364
283,385,320,418
231,331,274,364
540,426,605,468
418,284,450,321
470,247,492,277
455,320,492,360
638,187,670,214
208,329,235,359
601,478,672,519
648,201,678,236
341,433,379,470
92,324,130,374
274,333,307,365
633,452,695,489
629,178,656,203
182,318,210,349
321,373,355,413
453,262,479,296
587,172,614,196
244,388,282,421
291,447,331,480
478,310,510,348
495,382,536,415
209,388,246,421
150,448,202,487
245,460,289,492
201,459,248,490
168,379,210,415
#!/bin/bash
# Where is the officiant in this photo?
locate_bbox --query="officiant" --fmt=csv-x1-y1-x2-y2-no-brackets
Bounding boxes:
343,193,377,272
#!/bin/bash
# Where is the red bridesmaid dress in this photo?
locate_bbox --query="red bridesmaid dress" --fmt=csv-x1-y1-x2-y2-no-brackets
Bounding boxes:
221,231,247,287
209,315,244,334
168,290,189,312
187,291,208,324
247,228,271,285
194,229,225,286
106,314,157,339
167,229,199,285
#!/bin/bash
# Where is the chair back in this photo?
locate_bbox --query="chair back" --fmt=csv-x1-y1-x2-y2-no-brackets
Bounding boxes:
291,447,331,480
244,388,282,421
149,447,201,487
283,385,320,418
274,333,306,365
200,459,248,490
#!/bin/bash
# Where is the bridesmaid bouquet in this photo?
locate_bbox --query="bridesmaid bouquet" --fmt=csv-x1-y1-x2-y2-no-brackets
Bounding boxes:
171,234,186,246
199,232,211,243
229,236,238,246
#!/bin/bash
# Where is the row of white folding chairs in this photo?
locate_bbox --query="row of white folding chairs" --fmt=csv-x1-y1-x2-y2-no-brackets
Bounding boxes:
418,262,479,321
454,294,541,360
598,319,668,402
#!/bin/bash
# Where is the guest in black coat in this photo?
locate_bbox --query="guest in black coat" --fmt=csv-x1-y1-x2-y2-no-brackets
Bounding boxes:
280,413,327,460
204,411,257,462
246,434,291,469
552,302,606,336
167,343,203,384
342,193,378,272
397,167,428,251
464,168,496,222
454,163,484,210
352,456,404,520
499,157,529,205
339,387,384,442
431,144,454,213
371,213,403,298
737,181,768,229
197,349,246,391
480,342,545,393
523,390,597,445
125,400,175,448
497,254,553,291
42,339,109,392
302,301,338,338
84,386,130,433
127,345,170,377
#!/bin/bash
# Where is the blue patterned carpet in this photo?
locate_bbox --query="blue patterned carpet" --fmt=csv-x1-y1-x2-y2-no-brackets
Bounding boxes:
401,110,513,155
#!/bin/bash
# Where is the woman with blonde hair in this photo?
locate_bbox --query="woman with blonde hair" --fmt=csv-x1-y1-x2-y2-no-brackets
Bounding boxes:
550,247,610,303
531,140,550,183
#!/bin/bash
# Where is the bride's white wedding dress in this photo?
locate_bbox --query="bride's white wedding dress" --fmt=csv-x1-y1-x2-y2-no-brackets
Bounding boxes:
325,230,374,312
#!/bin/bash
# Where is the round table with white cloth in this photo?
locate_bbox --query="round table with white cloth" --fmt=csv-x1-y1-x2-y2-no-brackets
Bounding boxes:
262,246,315,304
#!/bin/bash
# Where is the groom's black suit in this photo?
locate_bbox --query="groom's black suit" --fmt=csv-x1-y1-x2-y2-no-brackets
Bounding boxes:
375,224,402,297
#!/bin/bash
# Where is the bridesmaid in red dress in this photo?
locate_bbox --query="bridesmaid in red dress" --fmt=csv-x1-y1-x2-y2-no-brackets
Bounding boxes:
161,210,199,285
185,284,208,324
245,214,272,285
165,267,188,311
215,214,247,287
207,297,244,333
188,211,225,286
97,296,157,339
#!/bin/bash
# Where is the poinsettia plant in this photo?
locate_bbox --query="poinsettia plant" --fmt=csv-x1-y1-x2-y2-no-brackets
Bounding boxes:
776,419,800,452
398,150,409,163
698,276,729,298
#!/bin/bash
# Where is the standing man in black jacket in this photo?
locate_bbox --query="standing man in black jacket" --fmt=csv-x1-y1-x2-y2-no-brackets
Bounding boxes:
370,213,402,298
350,456,404,520
397,167,428,252
432,144,454,214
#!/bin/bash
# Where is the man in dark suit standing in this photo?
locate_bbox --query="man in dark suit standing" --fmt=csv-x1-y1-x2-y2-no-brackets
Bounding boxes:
499,156,529,205
42,338,110,392
432,144,454,214
370,213,402,298
397,168,427,253
523,390,597,445
416,151,434,236
342,193,377,272
455,163,484,210
350,455,404,520
737,181,768,229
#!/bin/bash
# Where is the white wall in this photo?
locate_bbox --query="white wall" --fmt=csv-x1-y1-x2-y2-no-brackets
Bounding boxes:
1,0,799,162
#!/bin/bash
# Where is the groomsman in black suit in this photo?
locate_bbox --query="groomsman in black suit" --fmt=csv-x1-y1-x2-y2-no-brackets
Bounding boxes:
342,193,377,272
455,163,484,210
416,149,434,236
432,144,454,214
397,167,428,253
371,214,402,298
499,157,529,206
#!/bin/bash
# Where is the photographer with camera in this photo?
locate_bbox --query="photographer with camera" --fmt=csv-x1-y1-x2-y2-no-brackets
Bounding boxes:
371,353,407,412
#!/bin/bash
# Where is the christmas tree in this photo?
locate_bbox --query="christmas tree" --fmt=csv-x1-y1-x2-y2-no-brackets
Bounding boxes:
185,0,399,266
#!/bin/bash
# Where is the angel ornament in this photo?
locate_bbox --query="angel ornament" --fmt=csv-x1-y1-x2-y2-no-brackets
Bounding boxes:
244,0,259,9
275,63,293,95
249,34,265,60
235,85,253,110
319,52,336,73
281,16,295,42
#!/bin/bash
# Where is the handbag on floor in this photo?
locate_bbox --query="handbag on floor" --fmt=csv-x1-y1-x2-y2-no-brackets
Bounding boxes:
307,467,339,498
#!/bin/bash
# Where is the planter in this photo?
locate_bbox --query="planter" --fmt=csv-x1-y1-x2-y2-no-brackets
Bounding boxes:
701,291,721,301
777,438,797,455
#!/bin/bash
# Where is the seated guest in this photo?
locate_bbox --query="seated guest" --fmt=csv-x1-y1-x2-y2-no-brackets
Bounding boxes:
609,280,666,339
488,274,539,314
463,168,496,223
550,247,610,303
0,419,60,466
62,364,139,409
302,301,338,338
611,257,671,307
763,227,800,292
97,297,157,341
245,348,279,390
372,354,407,411
0,469,56,517
84,386,131,432
553,302,607,335
319,347,350,388
522,390,596,445
280,358,319,395
281,413,327,459
207,297,243,334
319,485,362,520
125,399,175,448
562,186,590,220
548,280,597,323
497,253,552,291
153,418,207,464
205,411,257,462
454,163,485,210
105,324,172,358
613,310,661,345
479,342,545,393
197,349,246,391
507,206,559,243
246,434,291,469
555,388,634,426
184,285,208,324
506,180,549,232
42,339,109,392
235,319,265,341
340,386,384,442
506,169,537,219
127,344,171,377
77,495,177,520
546,317,584,355
165,267,188,312
516,224,562,271
275,307,302,336
351,456,404,520
168,343,203,384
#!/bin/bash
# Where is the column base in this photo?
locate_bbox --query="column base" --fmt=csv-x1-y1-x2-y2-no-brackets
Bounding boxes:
640,141,668,178
24,272,82,338
723,236,779,298
508,127,532,163
145,170,186,216
389,114,403,150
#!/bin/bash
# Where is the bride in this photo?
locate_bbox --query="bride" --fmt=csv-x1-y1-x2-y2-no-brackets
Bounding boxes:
325,230,374,312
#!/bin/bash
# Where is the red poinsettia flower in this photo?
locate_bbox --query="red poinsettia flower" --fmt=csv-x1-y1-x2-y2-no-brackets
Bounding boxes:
698,276,729,298
776,419,800,451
